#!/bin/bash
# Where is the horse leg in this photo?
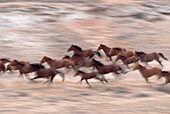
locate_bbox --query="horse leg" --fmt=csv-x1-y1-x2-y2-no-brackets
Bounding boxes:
48,75,56,84
95,77,104,84
156,59,163,67
101,75,108,83
79,78,84,83
30,76,40,81
58,71,65,83
85,79,92,88
145,78,152,86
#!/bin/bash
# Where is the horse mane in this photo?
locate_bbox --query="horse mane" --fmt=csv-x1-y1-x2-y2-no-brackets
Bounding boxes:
120,55,127,59
31,64,45,70
114,47,122,51
162,71,170,74
77,70,85,74
72,45,82,52
92,59,104,66
64,55,70,58
14,60,25,66
44,56,52,60
0,58,10,61
135,51,145,55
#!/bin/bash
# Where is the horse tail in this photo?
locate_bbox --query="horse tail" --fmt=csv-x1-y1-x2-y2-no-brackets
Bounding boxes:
159,53,168,60
94,51,102,58
55,70,65,82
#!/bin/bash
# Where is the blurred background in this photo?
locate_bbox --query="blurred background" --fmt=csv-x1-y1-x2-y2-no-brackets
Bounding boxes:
0,0,170,113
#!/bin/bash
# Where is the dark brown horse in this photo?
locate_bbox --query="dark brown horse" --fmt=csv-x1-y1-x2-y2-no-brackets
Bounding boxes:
92,59,125,81
30,67,65,84
40,56,73,69
74,70,104,87
67,45,101,59
135,51,168,66
115,55,139,69
133,64,162,86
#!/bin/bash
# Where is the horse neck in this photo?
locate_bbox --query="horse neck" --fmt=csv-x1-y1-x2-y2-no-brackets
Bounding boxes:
73,49,82,54
102,46,111,53
45,57,54,65
138,66,146,73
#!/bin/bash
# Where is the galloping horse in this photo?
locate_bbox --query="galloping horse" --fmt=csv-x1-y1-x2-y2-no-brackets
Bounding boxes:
67,45,101,59
70,54,94,70
30,64,65,84
40,56,73,69
110,47,135,59
9,60,45,78
92,59,125,81
97,44,116,62
135,51,168,66
74,70,104,87
133,64,162,86
115,55,139,69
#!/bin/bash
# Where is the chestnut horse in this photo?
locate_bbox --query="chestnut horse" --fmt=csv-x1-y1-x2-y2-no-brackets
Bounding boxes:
74,70,105,87
67,45,101,59
110,47,135,59
133,64,162,86
97,44,116,62
115,55,139,69
135,51,168,66
40,56,73,69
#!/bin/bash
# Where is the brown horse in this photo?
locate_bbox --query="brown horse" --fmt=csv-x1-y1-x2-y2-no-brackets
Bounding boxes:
111,47,135,59
6,60,29,72
67,45,101,59
158,71,170,88
30,67,65,84
115,55,139,69
9,60,44,78
97,44,116,62
70,54,95,71
135,51,168,66
92,59,125,81
74,70,105,87
62,55,71,60
0,58,11,73
133,64,162,86
40,56,73,69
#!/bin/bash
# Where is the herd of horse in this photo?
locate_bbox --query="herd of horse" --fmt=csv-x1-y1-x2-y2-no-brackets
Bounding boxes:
0,44,170,88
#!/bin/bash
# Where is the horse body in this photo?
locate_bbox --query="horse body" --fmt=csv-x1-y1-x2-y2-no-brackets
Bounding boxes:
92,59,123,75
41,56,73,69
133,64,162,85
74,70,105,87
68,45,101,59
115,55,138,68
135,51,168,66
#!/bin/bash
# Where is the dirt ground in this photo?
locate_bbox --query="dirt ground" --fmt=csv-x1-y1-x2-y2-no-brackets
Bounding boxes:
0,0,170,113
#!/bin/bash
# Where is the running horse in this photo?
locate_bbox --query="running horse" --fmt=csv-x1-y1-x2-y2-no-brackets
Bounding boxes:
40,56,74,69
67,45,101,59
135,51,168,66
74,70,104,87
133,64,162,86
92,59,125,82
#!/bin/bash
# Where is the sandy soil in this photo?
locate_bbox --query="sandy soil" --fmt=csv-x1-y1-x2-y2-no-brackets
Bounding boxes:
0,0,170,113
